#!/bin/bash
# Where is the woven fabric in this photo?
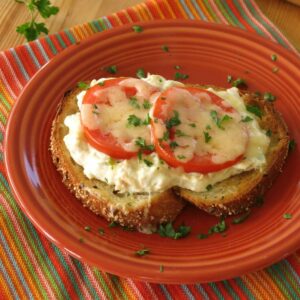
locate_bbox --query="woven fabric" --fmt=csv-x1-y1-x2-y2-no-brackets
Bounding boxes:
1,0,300,299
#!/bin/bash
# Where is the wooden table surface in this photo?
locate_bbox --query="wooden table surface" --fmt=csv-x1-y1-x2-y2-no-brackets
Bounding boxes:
0,0,300,51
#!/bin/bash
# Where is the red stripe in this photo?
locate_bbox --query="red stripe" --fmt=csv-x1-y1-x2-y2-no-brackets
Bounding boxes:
48,35,64,53
127,7,140,22
227,279,248,299
165,0,185,18
116,11,130,25
106,15,120,27
28,43,47,66
199,283,219,299
148,282,168,298
157,1,173,19
145,1,163,19
59,31,74,48
39,38,56,59
15,46,39,77
286,254,300,275
165,284,187,299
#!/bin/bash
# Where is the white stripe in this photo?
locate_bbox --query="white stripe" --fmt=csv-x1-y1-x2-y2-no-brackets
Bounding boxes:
35,40,50,62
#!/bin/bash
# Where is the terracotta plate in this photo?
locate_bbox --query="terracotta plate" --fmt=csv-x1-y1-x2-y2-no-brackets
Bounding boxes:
5,20,300,283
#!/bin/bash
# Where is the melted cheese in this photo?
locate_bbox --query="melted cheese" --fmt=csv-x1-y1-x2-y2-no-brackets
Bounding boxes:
64,74,270,193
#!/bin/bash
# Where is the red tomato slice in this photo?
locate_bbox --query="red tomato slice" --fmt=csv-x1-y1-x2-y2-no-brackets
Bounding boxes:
81,78,154,159
151,86,247,173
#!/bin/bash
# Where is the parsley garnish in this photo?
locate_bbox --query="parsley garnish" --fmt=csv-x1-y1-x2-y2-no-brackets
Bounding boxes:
98,228,105,235
241,116,253,123
169,141,179,149
197,219,227,240
158,223,191,240
136,68,146,78
15,0,59,41
206,184,213,191
129,97,140,109
266,129,272,137
263,92,276,102
143,159,153,167
232,78,247,88
174,72,189,80
108,221,118,228
160,131,169,142
143,113,151,125
204,131,212,143
77,82,89,90
232,211,251,224
132,25,143,33
283,213,292,219
246,105,263,118
166,111,181,129
189,123,196,128
98,81,105,86
143,100,152,109
135,248,149,256
105,65,117,74
162,45,169,52
198,233,209,239
175,129,188,137
288,139,296,152
135,137,154,151
210,111,232,129
271,54,277,61
127,114,142,127
177,155,186,160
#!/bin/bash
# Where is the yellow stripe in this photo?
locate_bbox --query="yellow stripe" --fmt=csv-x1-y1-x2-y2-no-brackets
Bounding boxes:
135,4,150,21
196,0,215,22
173,0,189,19
0,82,14,106
0,216,43,299
112,13,124,26
185,1,201,20
123,10,134,23
68,27,82,42
0,271,14,299
101,272,119,298
83,23,95,37
141,2,154,20
150,0,166,19
119,277,138,300
163,0,177,19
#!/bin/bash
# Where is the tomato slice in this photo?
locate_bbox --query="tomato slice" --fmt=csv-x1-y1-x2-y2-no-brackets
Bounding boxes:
151,86,247,173
81,78,156,159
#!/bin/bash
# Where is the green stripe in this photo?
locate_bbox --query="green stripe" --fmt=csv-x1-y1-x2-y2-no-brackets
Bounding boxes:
0,204,48,299
0,173,10,190
215,0,235,26
88,21,98,33
0,182,69,299
45,36,58,55
0,93,12,111
109,275,129,300
56,34,67,49
92,20,103,32
98,18,108,30
218,0,245,28
51,244,85,300
203,0,220,23
208,282,225,299
282,260,300,292
0,111,7,125
233,0,264,35
244,0,289,49
0,132,3,143
72,258,100,300
93,268,115,300
222,281,240,300
235,277,256,300
64,29,76,45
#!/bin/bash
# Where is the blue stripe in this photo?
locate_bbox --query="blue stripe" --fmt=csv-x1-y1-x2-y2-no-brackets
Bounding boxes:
102,17,113,29
159,284,173,300
56,34,67,49
10,49,30,82
0,231,34,299
181,284,195,300
34,40,50,62
45,36,58,55
222,281,239,300
64,29,76,44
25,44,41,69
191,0,208,21
283,260,300,288
195,284,210,300
180,0,195,19
0,257,20,300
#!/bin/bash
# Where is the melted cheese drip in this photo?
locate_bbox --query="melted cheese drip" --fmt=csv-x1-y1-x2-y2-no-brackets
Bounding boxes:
65,74,270,193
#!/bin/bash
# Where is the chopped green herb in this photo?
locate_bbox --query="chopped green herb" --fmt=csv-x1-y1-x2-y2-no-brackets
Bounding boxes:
160,131,170,142
105,65,117,74
127,114,142,127
255,195,264,207
132,25,143,33
143,113,151,125
227,75,233,83
246,105,263,118
197,233,209,239
135,137,155,151
272,67,279,73
159,159,165,165
206,125,211,130
143,159,153,167
206,184,213,191
98,228,105,235
98,81,105,86
204,131,212,143
232,211,251,224
143,100,152,109
288,139,296,152
166,111,181,129
263,92,276,102
84,226,91,232
79,237,84,243
77,82,89,90
136,68,146,78
241,116,253,123
232,78,247,88
174,65,181,70
174,72,189,80
137,151,142,161
254,91,261,97
161,45,169,52
177,155,186,160
266,129,272,137
158,223,191,239
208,219,227,234
283,213,292,219
122,226,135,231
210,111,232,129
189,123,196,128
129,97,140,109
135,248,149,256
108,221,118,228
175,129,188,137
108,157,115,168
271,54,277,61
159,265,164,272
169,141,179,149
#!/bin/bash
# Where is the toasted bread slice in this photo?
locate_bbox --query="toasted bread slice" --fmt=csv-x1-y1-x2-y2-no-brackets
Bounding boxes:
174,91,290,216
50,88,185,231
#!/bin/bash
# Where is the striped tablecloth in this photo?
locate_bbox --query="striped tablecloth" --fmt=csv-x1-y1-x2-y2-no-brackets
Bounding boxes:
1,0,300,299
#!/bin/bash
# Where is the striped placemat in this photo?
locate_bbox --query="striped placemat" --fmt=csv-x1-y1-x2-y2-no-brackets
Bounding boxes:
1,0,300,299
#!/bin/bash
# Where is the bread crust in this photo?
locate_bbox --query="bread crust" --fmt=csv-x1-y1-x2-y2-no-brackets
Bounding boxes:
50,88,185,231
174,91,290,216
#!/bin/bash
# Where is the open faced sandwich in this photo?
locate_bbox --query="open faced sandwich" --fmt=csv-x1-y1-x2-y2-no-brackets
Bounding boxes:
50,74,289,233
